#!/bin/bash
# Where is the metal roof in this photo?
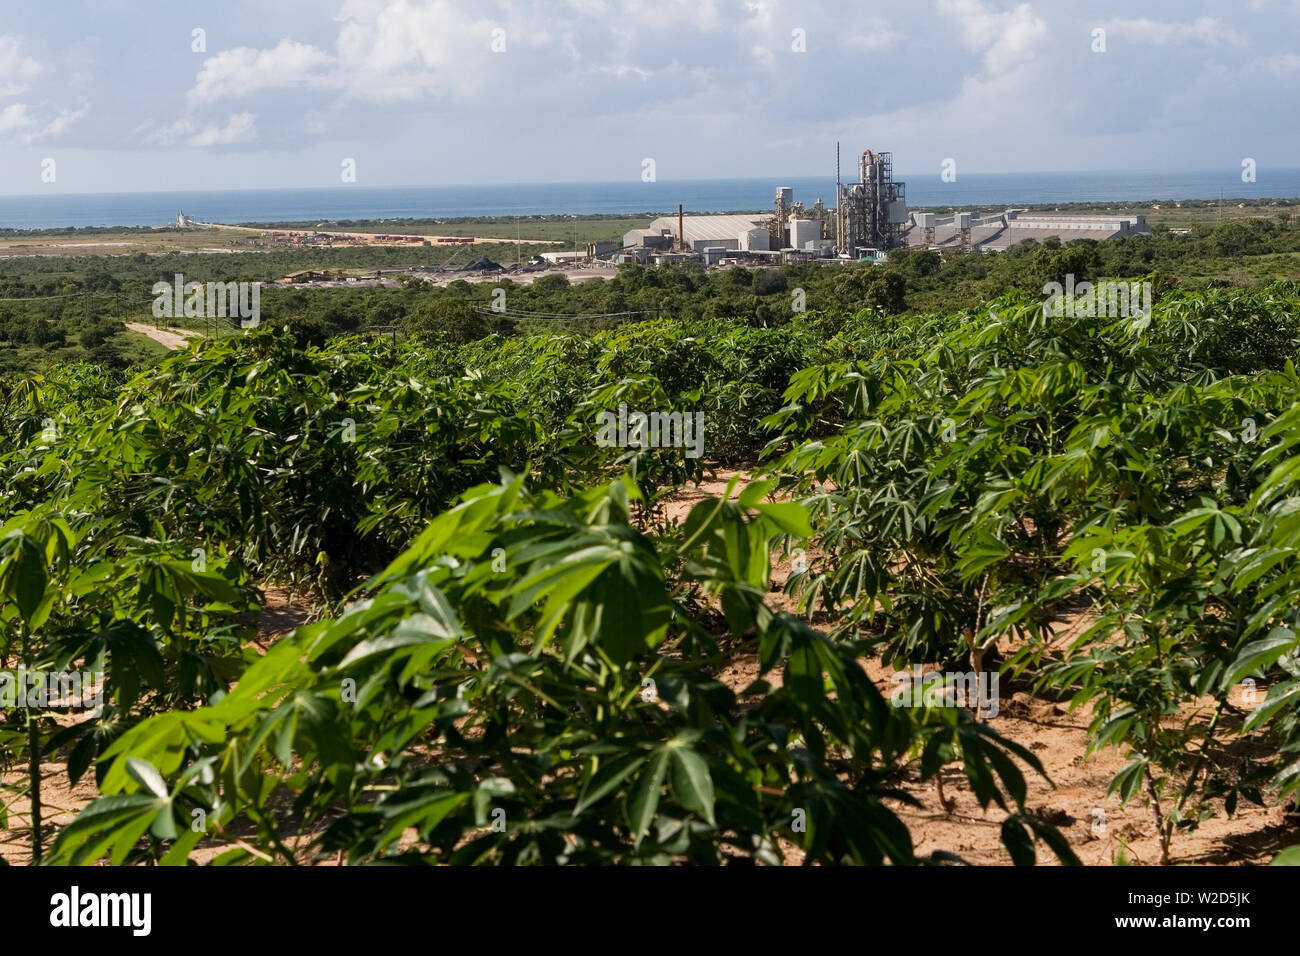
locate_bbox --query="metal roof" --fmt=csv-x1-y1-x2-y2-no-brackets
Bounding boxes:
902,222,1133,251
647,214,767,243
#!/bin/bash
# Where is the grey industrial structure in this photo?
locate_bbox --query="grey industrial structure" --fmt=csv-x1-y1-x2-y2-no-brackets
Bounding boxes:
836,148,909,255
901,209,1147,251
612,144,1149,266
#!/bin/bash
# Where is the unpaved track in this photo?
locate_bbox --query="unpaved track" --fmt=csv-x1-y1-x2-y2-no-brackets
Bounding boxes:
124,322,197,350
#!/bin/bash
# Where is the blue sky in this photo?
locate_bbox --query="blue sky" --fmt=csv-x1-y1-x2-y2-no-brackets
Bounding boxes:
1,0,1297,195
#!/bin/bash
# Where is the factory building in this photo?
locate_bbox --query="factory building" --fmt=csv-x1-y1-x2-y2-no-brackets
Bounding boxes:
789,218,821,251
539,250,588,264
622,228,674,250
901,210,1149,251
645,214,770,252
617,144,1150,267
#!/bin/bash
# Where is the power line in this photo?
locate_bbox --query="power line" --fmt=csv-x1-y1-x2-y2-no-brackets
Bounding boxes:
471,308,658,321
0,290,133,302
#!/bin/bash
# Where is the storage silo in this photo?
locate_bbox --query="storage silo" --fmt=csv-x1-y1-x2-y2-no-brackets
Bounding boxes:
739,227,770,252
789,218,821,250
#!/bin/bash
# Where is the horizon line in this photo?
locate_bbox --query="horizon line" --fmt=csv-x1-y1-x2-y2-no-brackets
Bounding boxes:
2,167,1298,202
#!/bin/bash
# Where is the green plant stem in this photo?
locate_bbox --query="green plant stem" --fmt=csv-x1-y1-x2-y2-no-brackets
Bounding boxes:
1176,698,1227,818
1144,764,1170,865
21,621,41,864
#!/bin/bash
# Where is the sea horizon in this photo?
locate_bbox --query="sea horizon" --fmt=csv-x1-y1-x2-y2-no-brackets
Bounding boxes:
2,168,1297,231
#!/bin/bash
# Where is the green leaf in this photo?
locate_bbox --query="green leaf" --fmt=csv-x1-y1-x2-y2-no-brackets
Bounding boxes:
1000,816,1035,866
1224,627,1298,689
125,757,169,800
1270,845,1300,866
625,747,670,845
669,747,716,825
575,753,647,815
1,534,48,625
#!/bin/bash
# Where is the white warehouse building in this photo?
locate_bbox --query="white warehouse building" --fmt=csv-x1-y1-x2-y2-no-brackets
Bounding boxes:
645,214,769,252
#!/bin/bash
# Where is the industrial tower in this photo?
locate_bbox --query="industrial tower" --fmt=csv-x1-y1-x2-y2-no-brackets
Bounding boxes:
835,146,908,257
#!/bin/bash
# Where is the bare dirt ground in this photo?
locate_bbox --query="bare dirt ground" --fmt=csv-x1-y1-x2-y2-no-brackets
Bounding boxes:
0,588,316,865
123,322,201,350
663,472,1298,866
197,221,560,246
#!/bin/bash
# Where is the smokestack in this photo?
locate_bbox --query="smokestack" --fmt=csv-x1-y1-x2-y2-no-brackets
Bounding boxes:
678,204,684,251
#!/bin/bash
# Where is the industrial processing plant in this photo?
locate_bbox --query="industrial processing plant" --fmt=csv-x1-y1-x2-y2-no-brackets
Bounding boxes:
617,145,1149,267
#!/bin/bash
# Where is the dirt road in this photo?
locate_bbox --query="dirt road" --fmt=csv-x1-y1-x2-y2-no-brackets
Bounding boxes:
124,322,198,350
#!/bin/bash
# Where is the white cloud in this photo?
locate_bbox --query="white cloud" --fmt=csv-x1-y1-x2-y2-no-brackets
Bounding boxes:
939,0,1047,75
34,100,91,140
332,0,546,102
843,30,904,52
189,39,333,102
1101,17,1247,48
0,34,41,96
0,98,89,144
1253,52,1300,75
189,112,258,145
20,0,1289,181
143,112,258,147
0,102,33,135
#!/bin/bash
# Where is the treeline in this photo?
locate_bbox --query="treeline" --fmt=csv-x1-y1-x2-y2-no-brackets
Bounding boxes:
1,215,1298,373
0,242,554,372
262,215,1300,343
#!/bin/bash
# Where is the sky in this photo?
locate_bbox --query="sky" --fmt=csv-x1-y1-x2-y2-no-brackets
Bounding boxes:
0,0,1297,195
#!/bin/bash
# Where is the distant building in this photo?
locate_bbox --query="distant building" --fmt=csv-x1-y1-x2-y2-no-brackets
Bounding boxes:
176,210,195,228
652,252,702,266
622,228,673,251
539,250,587,264
738,227,770,252
901,210,1150,251
646,214,768,252
612,248,652,265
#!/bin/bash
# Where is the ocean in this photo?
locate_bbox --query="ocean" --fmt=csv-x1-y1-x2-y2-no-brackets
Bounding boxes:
1,169,1298,230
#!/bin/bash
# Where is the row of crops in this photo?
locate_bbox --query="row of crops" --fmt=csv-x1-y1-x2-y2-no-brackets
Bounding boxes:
3,281,1300,864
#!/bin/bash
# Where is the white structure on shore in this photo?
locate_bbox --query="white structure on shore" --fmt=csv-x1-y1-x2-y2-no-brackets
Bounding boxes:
176,210,195,228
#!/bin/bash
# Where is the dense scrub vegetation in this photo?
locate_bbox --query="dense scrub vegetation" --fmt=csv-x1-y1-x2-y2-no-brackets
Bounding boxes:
3,236,1300,863
2,213,1298,374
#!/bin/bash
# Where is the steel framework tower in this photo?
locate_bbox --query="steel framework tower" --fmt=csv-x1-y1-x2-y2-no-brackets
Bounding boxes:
835,149,908,256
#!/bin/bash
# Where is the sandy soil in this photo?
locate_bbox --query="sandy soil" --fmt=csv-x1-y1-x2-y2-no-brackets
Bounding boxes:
123,322,200,350
201,221,562,246
0,588,318,865
665,472,1298,866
